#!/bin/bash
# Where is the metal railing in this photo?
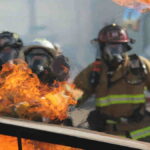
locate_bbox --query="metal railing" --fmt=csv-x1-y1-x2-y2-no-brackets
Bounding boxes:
0,116,149,150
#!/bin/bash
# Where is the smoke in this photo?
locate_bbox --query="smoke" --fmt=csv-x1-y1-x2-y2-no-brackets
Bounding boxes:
0,0,126,80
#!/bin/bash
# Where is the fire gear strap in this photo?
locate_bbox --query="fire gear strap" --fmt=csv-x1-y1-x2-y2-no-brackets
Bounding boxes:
89,59,102,87
129,54,147,75
125,54,147,85
96,94,145,107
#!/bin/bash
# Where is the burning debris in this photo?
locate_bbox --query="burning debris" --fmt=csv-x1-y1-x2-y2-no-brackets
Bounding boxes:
0,59,82,121
0,59,83,150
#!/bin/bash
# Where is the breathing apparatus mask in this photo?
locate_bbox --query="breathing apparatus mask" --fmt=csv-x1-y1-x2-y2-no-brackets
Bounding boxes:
25,48,56,84
0,31,23,68
102,43,126,69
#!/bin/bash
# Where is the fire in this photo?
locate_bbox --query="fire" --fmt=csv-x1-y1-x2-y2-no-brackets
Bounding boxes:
0,135,82,150
0,59,82,120
112,0,150,12
0,59,83,150
0,135,35,150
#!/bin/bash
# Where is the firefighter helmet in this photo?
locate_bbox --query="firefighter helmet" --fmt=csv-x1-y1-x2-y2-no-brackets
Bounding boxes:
30,38,62,56
30,38,55,50
19,38,57,60
0,31,23,49
97,24,130,43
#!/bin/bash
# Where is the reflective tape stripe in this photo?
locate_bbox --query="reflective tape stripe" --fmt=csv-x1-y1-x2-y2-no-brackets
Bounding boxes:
106,120,117,124
130,126,150,140
96,94,145,107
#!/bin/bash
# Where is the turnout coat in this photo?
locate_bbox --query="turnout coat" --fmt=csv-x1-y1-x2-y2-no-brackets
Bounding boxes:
74,55,150,140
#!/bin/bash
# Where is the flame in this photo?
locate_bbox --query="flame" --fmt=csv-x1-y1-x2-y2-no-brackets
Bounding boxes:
0,59,83,150
0,135,35,150
112,0,150,12
0,59,83,120
0,135,82,150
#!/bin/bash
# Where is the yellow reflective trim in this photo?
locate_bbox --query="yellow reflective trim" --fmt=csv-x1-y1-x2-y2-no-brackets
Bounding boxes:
96,99,145,107
96,94,145,107
132,132,150,140
97,94,145,101
106,120,117,124
130,126,150,140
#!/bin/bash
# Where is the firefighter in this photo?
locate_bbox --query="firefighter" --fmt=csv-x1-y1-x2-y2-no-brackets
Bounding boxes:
0,31,23,69
19,38,72,125
19,38,70,85
74,23,150,142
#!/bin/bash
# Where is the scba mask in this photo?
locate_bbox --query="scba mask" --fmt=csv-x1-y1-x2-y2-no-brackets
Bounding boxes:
25,48,55,84
103,43,126,67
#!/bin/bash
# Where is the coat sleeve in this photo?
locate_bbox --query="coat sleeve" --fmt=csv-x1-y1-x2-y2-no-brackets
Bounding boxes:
73,64,95,106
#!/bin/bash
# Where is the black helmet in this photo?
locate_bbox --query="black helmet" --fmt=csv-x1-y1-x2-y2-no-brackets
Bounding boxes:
0,31,23,49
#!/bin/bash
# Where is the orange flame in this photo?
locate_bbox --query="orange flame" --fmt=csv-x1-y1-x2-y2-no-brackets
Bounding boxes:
112,0,150,12
0,59,83,150
0,59,83,120
0,135,82,150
